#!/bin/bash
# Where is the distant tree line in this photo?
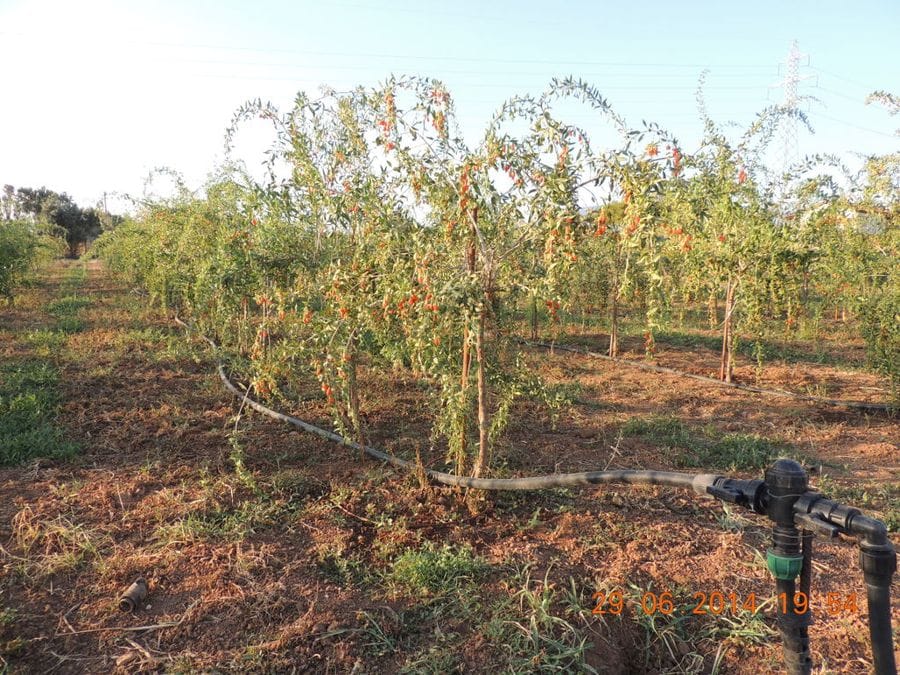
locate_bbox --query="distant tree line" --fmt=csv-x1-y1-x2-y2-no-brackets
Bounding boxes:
1,185,120,257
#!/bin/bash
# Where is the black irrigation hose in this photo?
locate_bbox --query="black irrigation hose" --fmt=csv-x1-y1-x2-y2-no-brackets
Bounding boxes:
217,359,718,493
523,339,897,413
175,317,896,674
174,317,718,494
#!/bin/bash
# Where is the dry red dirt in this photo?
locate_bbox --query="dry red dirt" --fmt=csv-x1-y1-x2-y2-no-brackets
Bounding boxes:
0,260,897,674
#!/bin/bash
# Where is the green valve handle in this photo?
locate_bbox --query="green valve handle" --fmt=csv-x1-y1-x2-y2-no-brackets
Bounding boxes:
768,550,804,580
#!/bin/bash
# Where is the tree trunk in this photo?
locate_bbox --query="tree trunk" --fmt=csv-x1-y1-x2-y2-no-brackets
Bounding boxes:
457,325,471,476
708,291,718,330
719,281,735,382
471,309,490,478
609,293,619,358
346,346,362,448
457,207,478,476
530,294,538,340
608,265,619,357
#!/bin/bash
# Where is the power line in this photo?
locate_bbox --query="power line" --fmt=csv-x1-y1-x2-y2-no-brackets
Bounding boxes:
815,85,870,105
47,53,781,81
810,66,880,92
809,111,898,139
311,0,574,28
0,30,780,69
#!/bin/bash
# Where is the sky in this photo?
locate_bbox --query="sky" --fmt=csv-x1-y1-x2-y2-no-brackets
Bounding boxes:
1,0,898,213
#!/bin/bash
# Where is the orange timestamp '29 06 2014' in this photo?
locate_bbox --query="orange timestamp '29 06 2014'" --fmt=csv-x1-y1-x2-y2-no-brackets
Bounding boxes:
591,590,860,617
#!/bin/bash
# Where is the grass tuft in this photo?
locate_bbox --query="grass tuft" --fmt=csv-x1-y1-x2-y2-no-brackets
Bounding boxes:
484,567,598,673
621,415,793,471
388,541,487,597
11,506,109,577
0,360,79,465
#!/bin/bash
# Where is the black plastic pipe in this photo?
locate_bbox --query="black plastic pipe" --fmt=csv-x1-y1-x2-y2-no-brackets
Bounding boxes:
854,524,897,675
217,361,720,493
861,559,897,675
794,498,898,675
775,577,812,675
175,316,721,495
176,317,897,674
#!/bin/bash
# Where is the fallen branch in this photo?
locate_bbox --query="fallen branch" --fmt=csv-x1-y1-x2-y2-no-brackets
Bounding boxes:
56,621,180,637
56,600,200,637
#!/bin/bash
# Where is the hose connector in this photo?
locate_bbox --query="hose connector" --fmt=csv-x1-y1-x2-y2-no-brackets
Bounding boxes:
705,476,765,512
767,550,804,580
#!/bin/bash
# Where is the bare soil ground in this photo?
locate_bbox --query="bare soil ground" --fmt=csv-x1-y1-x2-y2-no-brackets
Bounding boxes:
0,260,897,674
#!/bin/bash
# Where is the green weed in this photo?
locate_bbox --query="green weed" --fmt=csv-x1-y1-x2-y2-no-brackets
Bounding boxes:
0,360,78,465
153,470,325,545
11,507,108,577
357,602,471,661
316,548,367,587
399,645,463,674
47,264,90,335
484,567,597,673
47,293,89,334
154,497,295,543
356,609,402,656
46,295,91,317
0,265,86,465
611,583,774,673
621,415,792,471
0,608,17,627
388,541,487,597
24,328,66,355
652,329,862,371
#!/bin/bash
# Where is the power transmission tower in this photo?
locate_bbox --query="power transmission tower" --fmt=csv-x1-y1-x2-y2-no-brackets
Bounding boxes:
770,40,814,177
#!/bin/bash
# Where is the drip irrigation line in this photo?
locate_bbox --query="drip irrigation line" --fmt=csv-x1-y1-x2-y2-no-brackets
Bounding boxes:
521,339,896,413
173,316,717,494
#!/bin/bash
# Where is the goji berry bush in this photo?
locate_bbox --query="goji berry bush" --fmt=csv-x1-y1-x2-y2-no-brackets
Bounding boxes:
94,78,900,479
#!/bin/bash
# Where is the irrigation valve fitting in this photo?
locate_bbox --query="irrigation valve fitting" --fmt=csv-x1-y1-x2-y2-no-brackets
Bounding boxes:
704,459,897,675
764,459,813,675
